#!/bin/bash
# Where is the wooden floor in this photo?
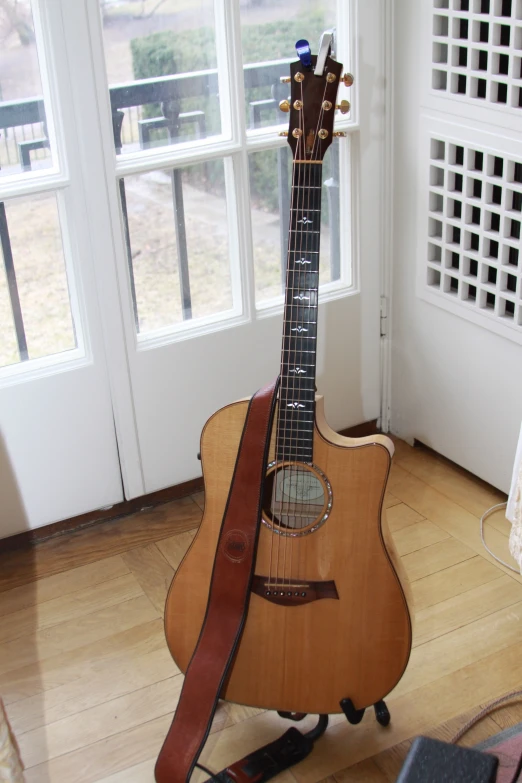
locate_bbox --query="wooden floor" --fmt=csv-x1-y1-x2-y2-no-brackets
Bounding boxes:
1,439,522,782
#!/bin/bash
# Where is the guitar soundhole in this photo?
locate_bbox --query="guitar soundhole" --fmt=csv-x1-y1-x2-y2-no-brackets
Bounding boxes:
262,462,332,537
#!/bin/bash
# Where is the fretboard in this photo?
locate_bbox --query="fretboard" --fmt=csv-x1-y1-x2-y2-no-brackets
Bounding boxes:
277,161,323,464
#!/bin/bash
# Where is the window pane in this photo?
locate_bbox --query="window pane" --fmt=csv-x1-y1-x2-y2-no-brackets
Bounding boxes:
0,193,76,368
241,1,338,131
249,140,342,305
100,1,221,155
122,159,234,334
0,2,54,176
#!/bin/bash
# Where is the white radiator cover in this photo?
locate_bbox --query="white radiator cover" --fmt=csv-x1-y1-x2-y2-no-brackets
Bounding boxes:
507,421,522,571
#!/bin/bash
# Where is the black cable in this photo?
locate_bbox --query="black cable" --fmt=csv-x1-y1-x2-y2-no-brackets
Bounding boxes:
195,762,221,782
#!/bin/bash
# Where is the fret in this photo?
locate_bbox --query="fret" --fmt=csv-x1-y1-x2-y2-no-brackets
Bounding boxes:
280,407,315,421
272,437,313,454
281,395,314,402
276,416,315,425
283,306,318,312
279,388,315,394
272,422,314,434
274,428,314,438
283,341,317,354
280,391,316,400
276,452,313,460
276,447,313,454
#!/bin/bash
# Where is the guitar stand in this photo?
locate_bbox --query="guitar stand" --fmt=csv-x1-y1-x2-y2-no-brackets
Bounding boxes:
340,697,391,727
277,711,330,740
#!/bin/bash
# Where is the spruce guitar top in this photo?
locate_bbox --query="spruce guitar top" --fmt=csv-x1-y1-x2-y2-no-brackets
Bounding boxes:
163,37,412,718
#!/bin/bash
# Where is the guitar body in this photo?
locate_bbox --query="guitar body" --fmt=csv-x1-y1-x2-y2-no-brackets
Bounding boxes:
164,396,412,716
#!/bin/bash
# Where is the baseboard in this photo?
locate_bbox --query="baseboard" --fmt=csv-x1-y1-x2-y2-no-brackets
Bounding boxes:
0,476,204,554
0,418,379,554
338,419,380,438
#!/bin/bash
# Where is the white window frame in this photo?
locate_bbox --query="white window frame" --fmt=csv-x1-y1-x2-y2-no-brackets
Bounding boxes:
0,0,93,383
85,0,360,349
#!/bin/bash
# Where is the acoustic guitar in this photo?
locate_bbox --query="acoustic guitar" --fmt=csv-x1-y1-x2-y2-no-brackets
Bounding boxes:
164,47,412,718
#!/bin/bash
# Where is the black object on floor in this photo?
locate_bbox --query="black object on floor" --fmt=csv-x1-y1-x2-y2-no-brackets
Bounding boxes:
396,736,499,782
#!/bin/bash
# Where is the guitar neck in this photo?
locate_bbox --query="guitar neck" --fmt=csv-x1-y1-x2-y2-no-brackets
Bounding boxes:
277,161,323,464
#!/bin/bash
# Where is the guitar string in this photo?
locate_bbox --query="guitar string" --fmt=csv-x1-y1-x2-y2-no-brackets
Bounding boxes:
295,90,326,563
285,78,328,582
267,91,302,590
272,70,331,588
285,90,306,586
280,91,306,587
303,83,328,545
291,135,309,576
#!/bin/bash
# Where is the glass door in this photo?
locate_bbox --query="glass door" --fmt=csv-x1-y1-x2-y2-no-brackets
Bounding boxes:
93,0,387,496
0,0,123,535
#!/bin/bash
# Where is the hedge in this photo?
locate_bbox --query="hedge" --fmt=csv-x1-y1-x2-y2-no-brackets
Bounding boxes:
130,13,329,211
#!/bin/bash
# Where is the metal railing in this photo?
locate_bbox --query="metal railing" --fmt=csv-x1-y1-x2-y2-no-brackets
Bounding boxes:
0,61,340,360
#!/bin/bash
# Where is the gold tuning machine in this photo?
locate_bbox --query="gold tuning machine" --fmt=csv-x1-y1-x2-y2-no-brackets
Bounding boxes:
280,76,291,84
333,131,346,137
279,99,290,113
278,131,288,137
336,100,351,114
341,72,354,87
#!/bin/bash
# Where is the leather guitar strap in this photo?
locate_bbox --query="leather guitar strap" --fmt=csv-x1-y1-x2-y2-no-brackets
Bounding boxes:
155,377,280,783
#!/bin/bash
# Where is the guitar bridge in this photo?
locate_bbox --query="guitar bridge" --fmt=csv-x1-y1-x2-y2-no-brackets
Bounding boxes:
251,575,338,606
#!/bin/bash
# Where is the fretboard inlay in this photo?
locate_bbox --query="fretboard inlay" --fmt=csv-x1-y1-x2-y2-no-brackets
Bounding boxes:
276,162,323,464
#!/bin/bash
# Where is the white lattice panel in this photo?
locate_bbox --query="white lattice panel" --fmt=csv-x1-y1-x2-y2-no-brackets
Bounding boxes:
432,0,522,113
419,121,522,340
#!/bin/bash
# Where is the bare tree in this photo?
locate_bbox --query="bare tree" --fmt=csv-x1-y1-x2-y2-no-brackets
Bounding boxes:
0,0,35,45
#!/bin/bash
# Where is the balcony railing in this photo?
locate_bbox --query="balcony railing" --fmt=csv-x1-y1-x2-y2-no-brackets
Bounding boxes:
0,61,340,362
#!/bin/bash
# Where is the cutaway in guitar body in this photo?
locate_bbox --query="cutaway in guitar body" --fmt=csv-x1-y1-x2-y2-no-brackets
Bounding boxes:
164,395,413,716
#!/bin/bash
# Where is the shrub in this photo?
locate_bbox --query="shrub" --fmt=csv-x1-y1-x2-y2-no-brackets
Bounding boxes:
130,13,328,211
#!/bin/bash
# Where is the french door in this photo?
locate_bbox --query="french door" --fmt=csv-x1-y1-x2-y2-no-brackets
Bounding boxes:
392,0,522,492
91,0,390,497
0,1,123,537
0,0,389,535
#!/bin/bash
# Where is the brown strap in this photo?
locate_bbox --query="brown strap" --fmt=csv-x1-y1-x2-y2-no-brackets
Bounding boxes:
155,378,279,783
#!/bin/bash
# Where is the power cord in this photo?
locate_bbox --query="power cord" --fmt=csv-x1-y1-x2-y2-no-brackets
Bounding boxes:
195,762,221,782
450,689,522,782
480,502,520,573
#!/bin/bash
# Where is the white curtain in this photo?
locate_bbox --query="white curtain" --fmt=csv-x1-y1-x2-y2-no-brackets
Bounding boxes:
508,422,522,573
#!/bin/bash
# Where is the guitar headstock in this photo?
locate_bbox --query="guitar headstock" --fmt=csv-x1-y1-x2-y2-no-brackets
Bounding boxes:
284,54,344,162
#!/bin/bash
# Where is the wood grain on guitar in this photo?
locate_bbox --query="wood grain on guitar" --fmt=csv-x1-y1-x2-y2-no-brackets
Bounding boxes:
163,45,412,717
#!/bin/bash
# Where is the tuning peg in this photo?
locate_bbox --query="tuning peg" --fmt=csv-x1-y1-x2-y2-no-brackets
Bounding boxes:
278,131,288,137
336,100,351,114
333,131,346,137
279,99,290,113
341,72,354,87
280,76,291,84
